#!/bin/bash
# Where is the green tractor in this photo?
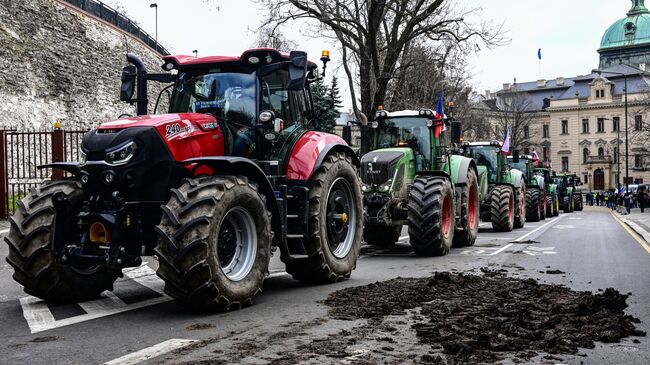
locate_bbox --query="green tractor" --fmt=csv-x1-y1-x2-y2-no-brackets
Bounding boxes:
461,142,526,232
553,173,576,213
567,173,584,211
359,109,480,255
534,167,560,217
508,155,547,222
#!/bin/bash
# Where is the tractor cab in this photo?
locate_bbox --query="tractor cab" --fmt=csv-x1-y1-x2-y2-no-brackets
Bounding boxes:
461,142,508,183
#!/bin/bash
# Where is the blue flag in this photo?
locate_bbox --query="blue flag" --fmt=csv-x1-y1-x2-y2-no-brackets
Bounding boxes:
537,48,542,60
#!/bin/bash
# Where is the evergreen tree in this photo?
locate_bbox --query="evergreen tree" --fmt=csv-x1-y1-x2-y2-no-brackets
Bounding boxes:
311,80,339,133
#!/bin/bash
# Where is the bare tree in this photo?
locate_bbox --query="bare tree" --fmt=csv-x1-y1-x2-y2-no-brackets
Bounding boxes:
256,0,505,123
491,87,538,151
252,24,299,52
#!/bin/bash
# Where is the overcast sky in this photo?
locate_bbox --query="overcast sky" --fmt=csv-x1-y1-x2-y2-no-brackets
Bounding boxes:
110,0,630,109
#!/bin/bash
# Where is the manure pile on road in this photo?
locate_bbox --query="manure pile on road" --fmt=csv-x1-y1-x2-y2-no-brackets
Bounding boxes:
323,271,646,363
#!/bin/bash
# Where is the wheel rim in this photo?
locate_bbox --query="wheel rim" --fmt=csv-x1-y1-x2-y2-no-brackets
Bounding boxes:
326,177,356,259
508,194,514,222
442,195,452,237
217,207,257,282
468,184,478,229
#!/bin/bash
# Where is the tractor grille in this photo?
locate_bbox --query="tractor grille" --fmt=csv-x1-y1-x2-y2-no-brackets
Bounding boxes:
360,151,404,186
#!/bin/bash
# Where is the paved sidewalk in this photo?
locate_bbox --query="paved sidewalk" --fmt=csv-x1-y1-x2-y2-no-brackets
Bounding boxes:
614,207,650,247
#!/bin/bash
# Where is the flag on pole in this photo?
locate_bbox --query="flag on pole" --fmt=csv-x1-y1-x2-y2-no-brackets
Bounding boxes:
501,128,511,155
531,146,540,165
537,48,542,60
434,93,447,137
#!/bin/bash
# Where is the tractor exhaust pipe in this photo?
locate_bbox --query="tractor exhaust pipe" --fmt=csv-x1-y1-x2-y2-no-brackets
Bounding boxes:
123,53,149,115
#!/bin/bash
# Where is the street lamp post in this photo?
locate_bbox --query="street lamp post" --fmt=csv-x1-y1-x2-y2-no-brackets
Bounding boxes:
150,3,158,43
593,69,629,192
193,50,198,58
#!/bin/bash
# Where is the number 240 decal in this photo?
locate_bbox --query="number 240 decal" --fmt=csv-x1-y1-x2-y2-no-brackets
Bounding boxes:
165,123,182,136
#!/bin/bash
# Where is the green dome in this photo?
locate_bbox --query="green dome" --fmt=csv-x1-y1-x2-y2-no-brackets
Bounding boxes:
600,0,650,49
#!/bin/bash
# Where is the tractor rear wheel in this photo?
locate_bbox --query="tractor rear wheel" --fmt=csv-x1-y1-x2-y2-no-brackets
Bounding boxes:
155,176,272,311
285,153,362,283
563,195,573,213
574,194,584,211
408,176,455,256
540,191,547,220
553,194,560,216
525,188,542,222
491,185,515,232
545,194,554,217
453,168,479,247
5,180,120,302
514,187,526,229
363,224,401,247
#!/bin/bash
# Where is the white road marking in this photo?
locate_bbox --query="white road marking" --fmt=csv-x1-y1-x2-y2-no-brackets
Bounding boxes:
461,249,486,255
489,243,514,256
552,224,575,230
0,228,9,235
102,339,198,365
513,216,563,242
398,236,408,241
20,264,172,333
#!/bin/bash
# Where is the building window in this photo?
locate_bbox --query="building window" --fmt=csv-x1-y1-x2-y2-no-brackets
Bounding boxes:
635,154,644,169
613,117,620,131
543,147,549,161
584,174,589,185
562,156,569,171
581,119,589,133
561,120,569,135
597,118,605,132
583,148,589,163
543,125,549,138
598,147,605,159
523,126,530,139
635,115,643,131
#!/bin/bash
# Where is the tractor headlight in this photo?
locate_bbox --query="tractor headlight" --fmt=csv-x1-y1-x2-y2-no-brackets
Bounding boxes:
361,184,370,192
382,184,390,192
105,141,137,166
79,150,87,165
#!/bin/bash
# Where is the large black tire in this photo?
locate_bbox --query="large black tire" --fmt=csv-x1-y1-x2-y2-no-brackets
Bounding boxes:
491,185,515,232
539,191,547,220
514,187,526,229
525,188,542,222
574,194,584,211
5,180,120,302
545,194,555,217
563,195,573,213
553,193,560,216
285,153,362,283
363,224,401,247
155,176,272,311
453,168,479,247
407,176,455,256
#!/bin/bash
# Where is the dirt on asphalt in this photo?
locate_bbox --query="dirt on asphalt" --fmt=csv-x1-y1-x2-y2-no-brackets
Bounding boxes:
322,271,646,364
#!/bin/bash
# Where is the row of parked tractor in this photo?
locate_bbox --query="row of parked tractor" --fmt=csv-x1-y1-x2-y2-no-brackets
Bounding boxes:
4,49,584,313
358,108,584,257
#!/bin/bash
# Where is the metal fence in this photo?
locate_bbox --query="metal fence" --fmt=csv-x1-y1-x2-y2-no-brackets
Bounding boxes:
61,0,169,56
0,129,88,219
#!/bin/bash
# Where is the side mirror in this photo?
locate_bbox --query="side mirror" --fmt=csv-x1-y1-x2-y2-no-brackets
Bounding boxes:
451,121,462,144
287,51,308,90
120,65,136,102
512,150,520,163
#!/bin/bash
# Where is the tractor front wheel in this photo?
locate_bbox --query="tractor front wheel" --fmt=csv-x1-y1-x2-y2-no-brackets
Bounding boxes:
453,168,479,247
5,180,121,302
408,176,455,256
155,176,272,311
363,224,401,247
540,191,547,220
563,195,573,213
525,188,542,222
285,153,362,283
491,185,515,232
574,194,584,211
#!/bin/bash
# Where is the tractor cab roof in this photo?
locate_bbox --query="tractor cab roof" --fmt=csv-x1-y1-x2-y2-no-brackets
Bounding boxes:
508,155,534,161
162,48,318,71
464,141,502,148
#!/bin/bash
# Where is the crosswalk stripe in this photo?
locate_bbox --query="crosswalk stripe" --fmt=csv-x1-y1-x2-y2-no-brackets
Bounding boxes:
102,338,198,365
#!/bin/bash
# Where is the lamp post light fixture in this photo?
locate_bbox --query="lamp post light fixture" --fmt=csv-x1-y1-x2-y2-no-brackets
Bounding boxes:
150,3,158,43
593,68,629,192
193,50,198,58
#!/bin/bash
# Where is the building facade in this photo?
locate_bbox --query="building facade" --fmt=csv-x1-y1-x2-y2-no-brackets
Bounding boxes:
478,0,650,192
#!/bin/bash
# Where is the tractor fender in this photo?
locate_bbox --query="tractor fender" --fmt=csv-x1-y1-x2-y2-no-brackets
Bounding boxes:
183,157,283,248
453,156,478,186
38,162,82,177
509,169,525,189
286,131,360,181
416,170,452,181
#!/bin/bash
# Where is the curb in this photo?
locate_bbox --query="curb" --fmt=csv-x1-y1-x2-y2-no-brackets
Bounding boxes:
614,212,650,244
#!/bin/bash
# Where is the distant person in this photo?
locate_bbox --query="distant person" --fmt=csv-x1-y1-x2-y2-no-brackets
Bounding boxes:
624,193,633,214
637,188,648,213
586,193,593,206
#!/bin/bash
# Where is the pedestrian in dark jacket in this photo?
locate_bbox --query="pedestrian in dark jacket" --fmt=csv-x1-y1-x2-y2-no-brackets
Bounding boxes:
638,189,648,213
624,193,633,214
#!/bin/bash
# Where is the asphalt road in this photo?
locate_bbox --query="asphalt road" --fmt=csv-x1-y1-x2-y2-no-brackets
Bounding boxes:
0,206,648,364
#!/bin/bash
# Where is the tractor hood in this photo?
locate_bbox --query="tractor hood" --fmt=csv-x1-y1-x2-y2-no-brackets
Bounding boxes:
360,148,412,186
98,113,218,132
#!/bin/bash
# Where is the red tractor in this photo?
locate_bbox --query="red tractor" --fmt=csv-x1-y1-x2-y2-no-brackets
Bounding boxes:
5,49,363,310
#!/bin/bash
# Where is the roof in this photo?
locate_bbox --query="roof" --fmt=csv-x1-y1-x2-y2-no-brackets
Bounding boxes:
600,0,650,50
162,48,318,70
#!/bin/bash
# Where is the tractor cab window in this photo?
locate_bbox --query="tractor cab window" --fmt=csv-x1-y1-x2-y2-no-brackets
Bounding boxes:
554,177,566,189
261,70,310,128
509,158,528,173
171,71,256,126
375,117,431,170
464,146,499,183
